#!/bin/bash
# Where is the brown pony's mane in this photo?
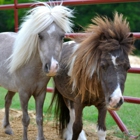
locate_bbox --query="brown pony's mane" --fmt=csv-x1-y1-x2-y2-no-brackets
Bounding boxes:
69,12,135,102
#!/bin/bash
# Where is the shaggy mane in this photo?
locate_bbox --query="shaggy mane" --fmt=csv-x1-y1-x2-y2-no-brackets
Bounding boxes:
8,2,74,73
69,12,135,102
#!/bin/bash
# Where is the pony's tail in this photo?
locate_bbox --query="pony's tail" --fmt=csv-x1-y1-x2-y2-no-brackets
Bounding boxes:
48,86,70,136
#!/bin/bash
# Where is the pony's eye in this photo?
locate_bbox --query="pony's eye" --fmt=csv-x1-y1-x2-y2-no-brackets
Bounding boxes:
100,62,107,71
38,34,43,40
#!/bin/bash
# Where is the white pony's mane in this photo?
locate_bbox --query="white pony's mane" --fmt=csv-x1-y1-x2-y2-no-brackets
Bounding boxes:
8,2,74,73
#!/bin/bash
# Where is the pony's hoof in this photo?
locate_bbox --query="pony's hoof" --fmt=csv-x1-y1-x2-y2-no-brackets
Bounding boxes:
78,130,87,140
4,125,13,135
37,137,45,140
5,129,13,135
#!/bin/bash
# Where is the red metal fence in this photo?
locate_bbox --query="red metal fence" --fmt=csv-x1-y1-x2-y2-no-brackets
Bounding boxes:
0,0,140,35
0,0,140,139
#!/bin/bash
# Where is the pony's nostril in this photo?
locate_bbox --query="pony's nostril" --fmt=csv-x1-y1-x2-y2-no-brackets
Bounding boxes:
45,63,49,72
119,97,124,106
108,97,111,102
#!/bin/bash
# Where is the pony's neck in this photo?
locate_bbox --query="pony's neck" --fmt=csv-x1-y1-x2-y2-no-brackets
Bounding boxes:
17,50,42,74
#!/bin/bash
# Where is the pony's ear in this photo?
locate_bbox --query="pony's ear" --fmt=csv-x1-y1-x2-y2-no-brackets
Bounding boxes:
100,33,106,41
129,33,133,38
128,33,135,45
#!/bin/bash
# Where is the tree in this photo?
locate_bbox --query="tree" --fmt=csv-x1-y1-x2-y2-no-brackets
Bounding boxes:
70,2,140,32
0,0,4,5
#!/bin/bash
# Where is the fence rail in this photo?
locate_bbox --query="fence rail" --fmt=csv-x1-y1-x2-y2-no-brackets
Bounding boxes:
0,0,140,10
66,32,140,39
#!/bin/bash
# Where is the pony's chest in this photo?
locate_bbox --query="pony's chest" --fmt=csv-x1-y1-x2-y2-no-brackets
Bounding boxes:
14,67,48,89
81,90,105,106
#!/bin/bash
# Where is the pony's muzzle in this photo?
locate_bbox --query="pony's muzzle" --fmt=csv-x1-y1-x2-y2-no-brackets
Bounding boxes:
107,96,124,110
45,58,59,76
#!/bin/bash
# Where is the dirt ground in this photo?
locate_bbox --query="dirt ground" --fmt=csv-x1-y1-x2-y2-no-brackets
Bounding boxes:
0,109,123,140
129,55,140,68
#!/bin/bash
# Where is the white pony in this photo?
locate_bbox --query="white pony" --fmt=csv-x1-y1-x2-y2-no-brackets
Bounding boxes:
0,2,74,140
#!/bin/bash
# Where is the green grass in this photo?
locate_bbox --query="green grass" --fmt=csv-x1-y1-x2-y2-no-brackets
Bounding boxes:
0,74,140,139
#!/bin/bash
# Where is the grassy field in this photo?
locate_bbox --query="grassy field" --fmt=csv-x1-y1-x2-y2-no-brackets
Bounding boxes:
0,74,140,139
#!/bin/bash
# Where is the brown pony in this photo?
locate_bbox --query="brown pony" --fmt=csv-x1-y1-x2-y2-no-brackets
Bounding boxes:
49,12,135,140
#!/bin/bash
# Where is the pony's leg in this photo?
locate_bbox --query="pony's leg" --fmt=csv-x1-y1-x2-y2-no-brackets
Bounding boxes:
34,91,46,140
3,91,16,135
62,101,74,140
72,103,86,140
63,100,86,140
96,104,107,140
19,92,31,140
